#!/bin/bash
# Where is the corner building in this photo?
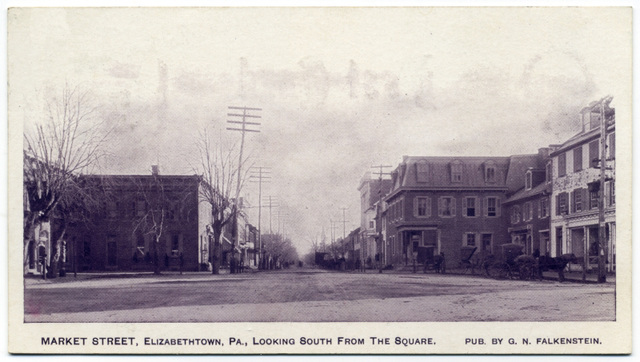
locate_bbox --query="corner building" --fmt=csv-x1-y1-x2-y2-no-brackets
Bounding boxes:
550,100,616,272
383,153,545,267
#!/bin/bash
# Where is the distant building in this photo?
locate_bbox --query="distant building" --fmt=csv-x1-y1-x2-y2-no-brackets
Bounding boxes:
358,172,392,268
550,99,616,271
67,168,212,272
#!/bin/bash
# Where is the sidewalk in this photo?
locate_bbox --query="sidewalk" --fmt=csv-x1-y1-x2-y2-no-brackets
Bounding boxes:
541,270,616,284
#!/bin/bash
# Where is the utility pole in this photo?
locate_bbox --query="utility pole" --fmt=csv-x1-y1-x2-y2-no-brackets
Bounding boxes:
596,96,613,283
340,207,349,259
372,165,392,273
250,166,271,269
263,195,278,234
227,106,261,273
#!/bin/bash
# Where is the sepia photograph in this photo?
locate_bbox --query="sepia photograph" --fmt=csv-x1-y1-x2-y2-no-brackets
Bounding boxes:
7,3,633,355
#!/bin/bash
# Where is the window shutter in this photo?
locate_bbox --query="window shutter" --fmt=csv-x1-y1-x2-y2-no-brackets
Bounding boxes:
413,198,418,217
583,188,589,210
484,197,489,217
462,197,467,216
451,197,456,216
556,195,560,215
426,197,431,217
589,141,599,168
609,132,615,159
495,198,501,217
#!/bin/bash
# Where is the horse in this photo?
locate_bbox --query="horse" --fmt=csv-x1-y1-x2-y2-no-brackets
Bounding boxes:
538,254,578,282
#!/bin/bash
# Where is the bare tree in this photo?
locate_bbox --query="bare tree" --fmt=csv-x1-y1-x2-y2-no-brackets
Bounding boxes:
262,233,299,269
23,84,110,274
129,175,172,275
195,128,253,274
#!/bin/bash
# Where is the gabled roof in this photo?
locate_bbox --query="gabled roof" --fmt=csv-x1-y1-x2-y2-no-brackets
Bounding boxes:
504,182,551,204
504,154,544,193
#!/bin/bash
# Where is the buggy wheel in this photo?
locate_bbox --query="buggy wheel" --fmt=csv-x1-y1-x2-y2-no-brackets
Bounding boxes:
487,263,508,279
519,264,533,280
459,261,470,274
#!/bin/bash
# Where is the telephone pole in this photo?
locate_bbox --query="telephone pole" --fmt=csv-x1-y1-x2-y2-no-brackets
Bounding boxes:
372,165,392,273
596,96,614,283
250,166,271,269
227,106,261,273
340,207,349,259
263,196,278,235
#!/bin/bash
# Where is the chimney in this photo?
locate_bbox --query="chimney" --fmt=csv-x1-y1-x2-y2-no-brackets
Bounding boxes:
151,165,159,175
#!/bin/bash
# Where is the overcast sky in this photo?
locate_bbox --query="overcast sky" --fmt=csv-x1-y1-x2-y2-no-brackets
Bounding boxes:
10,7,631,255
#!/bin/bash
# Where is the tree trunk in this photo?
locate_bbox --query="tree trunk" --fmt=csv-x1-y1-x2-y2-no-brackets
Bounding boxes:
23,214,39,274
153,235,161,275
211,230,222,274
50,226,67,278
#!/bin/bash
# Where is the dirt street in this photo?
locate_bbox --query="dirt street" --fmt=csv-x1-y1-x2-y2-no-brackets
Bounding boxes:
24,268,615,322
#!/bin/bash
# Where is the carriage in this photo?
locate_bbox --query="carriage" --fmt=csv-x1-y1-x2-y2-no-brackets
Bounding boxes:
458,245,479,274
484,243,536,280
419,245,445,273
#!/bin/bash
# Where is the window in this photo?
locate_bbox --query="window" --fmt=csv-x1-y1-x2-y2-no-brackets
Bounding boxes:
511,206,521,224
525,171,532,190
589,190,599,209
523,202,532,221
451,161,463,183
416,162,430,182
481,233,492,253
463,197,477,217
573,147,583,172
369,220,375,229
485,165,496,183
464,233,476,247
607,181,615,206
414,197,431,218
539,197,549,218
557,153,566,177
556,192,568,215
439,196,455,217
136,200,146,217
589,140,599,168
485,197,500,217
572,189,584,213
171,234,180,255
107,201,117,218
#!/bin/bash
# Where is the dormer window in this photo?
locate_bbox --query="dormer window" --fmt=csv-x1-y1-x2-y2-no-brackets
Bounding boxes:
525,170,532,190
416,161,430,183
451,161,463,183
484,161,496,183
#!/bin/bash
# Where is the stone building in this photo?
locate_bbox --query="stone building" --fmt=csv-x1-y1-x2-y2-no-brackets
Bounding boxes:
550,99,616,272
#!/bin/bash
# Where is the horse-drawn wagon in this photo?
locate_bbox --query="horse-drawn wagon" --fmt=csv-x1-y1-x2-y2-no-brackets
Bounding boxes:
484,243,536,280
419,245,445,273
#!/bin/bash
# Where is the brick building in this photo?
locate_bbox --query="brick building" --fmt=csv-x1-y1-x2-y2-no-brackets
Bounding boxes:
503,148,555,256
382,154,545,267
66,169,212,272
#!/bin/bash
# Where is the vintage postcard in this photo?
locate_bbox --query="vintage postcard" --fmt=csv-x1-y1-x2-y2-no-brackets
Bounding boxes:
7,5,632,355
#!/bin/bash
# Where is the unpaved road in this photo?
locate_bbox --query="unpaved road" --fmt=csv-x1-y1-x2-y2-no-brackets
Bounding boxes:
23,268,615,322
